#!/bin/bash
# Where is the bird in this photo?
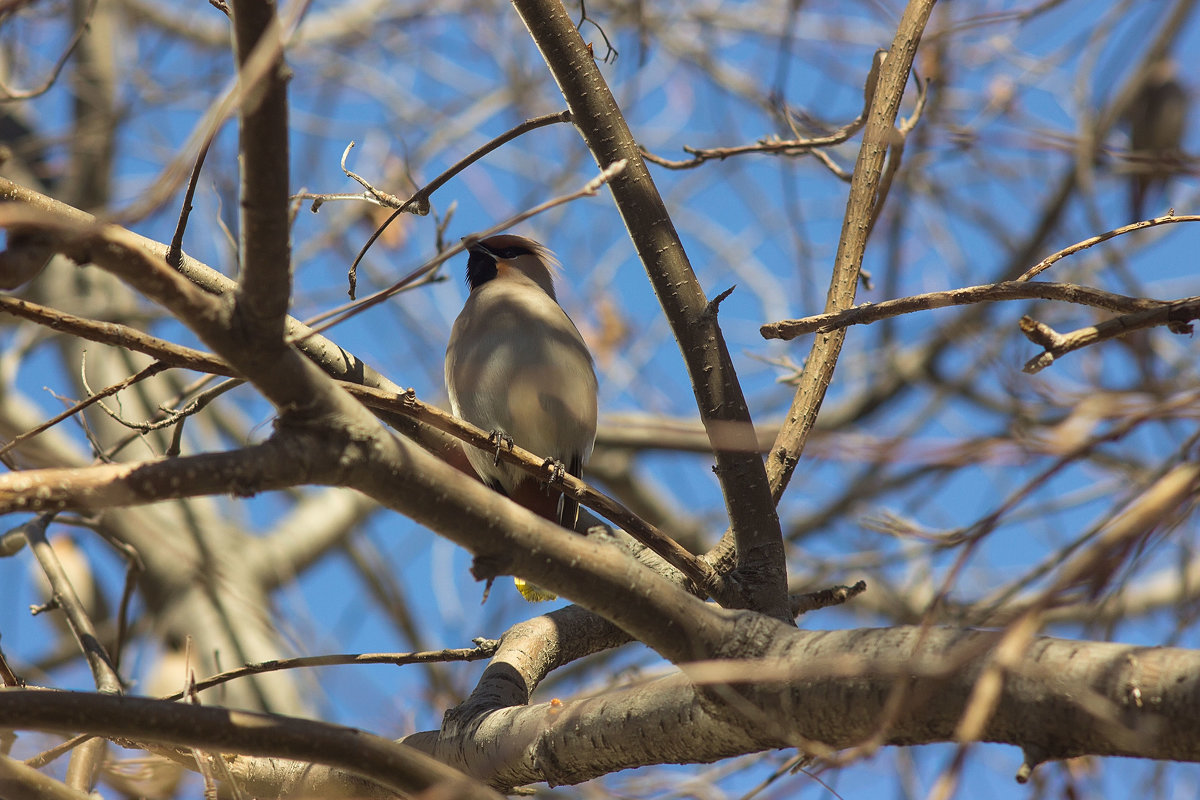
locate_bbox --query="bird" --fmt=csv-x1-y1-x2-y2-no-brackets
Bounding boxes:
445,234,598,600
1127,58,1188,222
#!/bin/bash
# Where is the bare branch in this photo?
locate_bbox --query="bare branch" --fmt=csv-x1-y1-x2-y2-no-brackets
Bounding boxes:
352,385,733,603
761,281,1170,340
760,0,937,504
0,0,96,100
514,0,789,619
0,360,170,461
0,689,503,799
0,752,93,800
230,0,293,342
1020,297,1200,373
166,642,500,701
19,515,122,694
344,109,573,296
309,158,626,336
640,49,888,171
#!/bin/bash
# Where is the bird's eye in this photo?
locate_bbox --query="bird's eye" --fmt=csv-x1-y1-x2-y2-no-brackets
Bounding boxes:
496,247,532,259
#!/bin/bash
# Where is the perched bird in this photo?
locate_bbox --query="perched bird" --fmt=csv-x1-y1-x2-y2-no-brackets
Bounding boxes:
445,235,598,599
1127,59,1188,222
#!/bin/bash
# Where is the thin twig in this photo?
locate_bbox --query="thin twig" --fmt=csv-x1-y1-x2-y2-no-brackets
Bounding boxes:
0,361,169,460
0,642,21,687
21,515,123,694
162,642,500,700
789,580,868,616
1020,297,1200,373
345,109,573,297
24,735,92,770
337,141,406,208
167,133,216,269
0,0,97,100
865,70,930,240
641,49,887,171
104,375,238,459
576,0,618,63
761,281,1170,340
109,541,144,674
1017,212,1200,281
305,158,626,337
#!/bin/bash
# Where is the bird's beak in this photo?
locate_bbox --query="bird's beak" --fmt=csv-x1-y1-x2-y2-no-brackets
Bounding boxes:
463,237,493,257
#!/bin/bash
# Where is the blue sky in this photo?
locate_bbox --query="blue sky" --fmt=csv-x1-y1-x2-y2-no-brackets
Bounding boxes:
3,0,1200,796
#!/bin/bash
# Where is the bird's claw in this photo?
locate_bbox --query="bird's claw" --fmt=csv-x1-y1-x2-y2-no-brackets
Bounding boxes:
542,457,567,484
489,431,514,466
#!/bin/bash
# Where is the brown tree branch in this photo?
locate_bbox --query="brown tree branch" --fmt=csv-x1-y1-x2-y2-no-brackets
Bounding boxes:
0,206,335,420
512,0,789,619
342,109,573,296
0,179,460,458
0,752,93,800
230,0,292,342
164,642,500,701
0,360,171,461
0,689,503,799
0,295,234,375
761,281,1171,340
363,386,732,602
313,160,627,336
0,0,96,100
404,626,1200,789
640,49,886,171
1020,297,1200,373
21,515,122,694
0,284,724,602
757,0,936,505
1016,213,1200,282
0,423,741,666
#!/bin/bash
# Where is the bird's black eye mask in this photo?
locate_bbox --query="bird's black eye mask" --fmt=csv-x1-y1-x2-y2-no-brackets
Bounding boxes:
465,244,534,289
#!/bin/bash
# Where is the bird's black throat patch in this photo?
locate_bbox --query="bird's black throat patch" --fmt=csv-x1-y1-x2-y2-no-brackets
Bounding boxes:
465,248,498,289
465,241,536,290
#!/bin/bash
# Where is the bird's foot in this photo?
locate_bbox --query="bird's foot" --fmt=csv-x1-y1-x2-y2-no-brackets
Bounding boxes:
542,457,567,485
489,430,515,466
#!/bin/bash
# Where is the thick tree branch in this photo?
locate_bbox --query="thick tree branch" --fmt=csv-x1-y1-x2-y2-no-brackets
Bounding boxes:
230,0,292,341
404,626,1200,789
0,689,502,799
0,286,724,601
0,421,737,666
512,0,788,620
0,177,458,454
361,386,731,602
0,752,93,800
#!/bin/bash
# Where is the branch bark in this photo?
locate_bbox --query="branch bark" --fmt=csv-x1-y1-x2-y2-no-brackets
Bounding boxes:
0,689,502,799
762,280,1172,339
229,0,292,342
404,626,1200,789
0,176,460,460
511,0,788,619
762,0,936,506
